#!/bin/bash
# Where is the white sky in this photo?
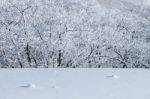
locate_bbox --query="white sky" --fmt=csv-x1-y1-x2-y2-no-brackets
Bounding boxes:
146,0,150,5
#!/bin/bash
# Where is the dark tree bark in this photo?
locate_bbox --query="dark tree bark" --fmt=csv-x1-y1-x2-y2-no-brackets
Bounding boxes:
57,50,62,67
26,43,31,66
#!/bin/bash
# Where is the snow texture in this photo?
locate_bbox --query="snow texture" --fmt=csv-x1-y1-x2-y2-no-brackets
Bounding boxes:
0,69,150,99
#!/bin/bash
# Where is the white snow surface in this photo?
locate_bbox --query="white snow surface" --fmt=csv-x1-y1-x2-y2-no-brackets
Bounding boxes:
0,69,150,99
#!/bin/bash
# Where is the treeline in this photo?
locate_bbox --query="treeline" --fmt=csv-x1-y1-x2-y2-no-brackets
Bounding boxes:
0,0,150,68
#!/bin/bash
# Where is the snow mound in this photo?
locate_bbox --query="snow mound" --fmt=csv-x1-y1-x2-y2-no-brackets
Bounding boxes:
51,85,58,89
106,74,119,79
20,83,37,88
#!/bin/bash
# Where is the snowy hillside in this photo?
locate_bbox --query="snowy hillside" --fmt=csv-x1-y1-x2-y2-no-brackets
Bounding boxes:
0,0,150,68
0,69,150,99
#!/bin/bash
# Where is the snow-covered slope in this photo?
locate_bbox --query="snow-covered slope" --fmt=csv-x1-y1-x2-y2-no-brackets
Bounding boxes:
0,69,150,99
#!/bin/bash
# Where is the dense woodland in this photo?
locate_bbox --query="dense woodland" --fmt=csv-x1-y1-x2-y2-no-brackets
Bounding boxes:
0,0,150,68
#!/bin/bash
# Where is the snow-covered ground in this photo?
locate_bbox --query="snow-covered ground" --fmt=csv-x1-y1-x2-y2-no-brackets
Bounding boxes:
0,69,150,99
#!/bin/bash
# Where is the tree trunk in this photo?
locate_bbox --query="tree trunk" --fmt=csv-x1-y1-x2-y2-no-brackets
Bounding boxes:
57,50,62,67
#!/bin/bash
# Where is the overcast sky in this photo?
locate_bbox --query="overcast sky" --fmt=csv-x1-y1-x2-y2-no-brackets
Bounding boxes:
96,0,150,10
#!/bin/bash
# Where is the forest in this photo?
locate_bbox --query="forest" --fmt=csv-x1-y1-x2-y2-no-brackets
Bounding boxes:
0,0,150,68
